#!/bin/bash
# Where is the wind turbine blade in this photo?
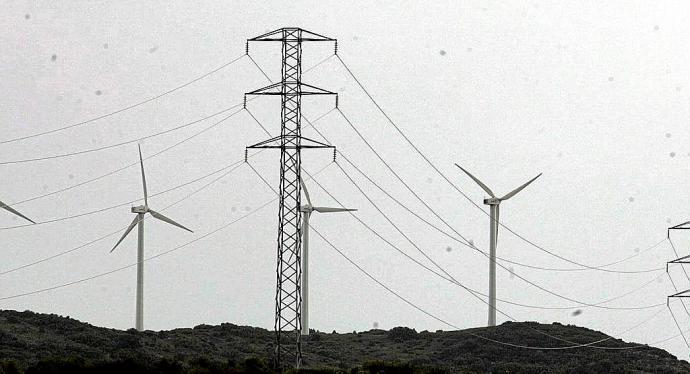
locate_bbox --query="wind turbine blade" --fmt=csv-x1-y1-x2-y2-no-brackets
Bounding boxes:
149,210,193,233
0,200,35,224
138,144,148,207
454,164,495,198
300,177,313,206
500,173,542,200
111,215,141,253
313,207,357,213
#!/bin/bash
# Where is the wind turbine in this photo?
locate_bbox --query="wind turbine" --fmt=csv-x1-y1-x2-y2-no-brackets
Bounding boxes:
111,144,193,331
0,200,35,224
455,164,541,327
300,177,356,336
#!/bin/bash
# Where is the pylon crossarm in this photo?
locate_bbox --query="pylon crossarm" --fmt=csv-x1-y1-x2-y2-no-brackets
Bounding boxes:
247,82,336,96
246,83,283,95
670,221,690,230
247,136,335,150
669,289,690,298
300,83,336,95
247,136,283,149
299,136,334,148
249,28,335,42
669,254,690,264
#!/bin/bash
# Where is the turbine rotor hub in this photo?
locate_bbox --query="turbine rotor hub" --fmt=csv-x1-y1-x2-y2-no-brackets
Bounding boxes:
483,197,501,206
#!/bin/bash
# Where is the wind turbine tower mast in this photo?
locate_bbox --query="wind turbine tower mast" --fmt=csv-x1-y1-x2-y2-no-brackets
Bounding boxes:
245,28,337,369
299,178,356,337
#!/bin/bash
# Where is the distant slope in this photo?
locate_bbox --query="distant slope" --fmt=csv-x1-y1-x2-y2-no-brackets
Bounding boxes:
0,309,688,373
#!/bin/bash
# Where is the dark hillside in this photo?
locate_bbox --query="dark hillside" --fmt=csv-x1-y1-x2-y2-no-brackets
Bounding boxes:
0,309,687,373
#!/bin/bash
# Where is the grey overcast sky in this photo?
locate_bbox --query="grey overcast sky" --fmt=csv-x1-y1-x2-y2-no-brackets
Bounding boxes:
2,0,690,359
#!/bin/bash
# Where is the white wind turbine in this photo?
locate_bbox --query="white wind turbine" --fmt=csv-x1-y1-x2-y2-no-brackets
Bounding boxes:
455,164,541,327
111,145,193,331
300,177,356,336
0,201,35,224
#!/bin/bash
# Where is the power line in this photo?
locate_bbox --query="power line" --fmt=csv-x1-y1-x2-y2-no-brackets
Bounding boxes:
0,104,242,165
0,54,246,145
302,112,665,274
303,112,664,274
668,304,690,352
335,55,668,275
247,54,273,83
647,311,690,346
334,106,664,275
334,146,664,273
7,107,246,209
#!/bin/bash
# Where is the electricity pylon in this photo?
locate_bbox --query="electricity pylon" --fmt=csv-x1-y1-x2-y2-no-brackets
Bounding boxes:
245,27,337,369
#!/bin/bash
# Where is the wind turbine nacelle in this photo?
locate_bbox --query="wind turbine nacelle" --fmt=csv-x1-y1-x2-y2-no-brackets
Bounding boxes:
131,205,147,213
483,197,501,205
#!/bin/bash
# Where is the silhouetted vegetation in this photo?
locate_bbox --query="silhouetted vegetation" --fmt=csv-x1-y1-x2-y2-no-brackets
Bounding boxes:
1,310,689,373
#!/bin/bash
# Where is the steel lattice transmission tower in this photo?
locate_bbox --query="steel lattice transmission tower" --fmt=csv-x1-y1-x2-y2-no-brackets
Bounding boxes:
245,28,337,369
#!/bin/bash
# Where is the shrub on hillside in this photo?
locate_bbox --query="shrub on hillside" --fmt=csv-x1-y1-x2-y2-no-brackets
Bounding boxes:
386,327,417,342
0,360,20,374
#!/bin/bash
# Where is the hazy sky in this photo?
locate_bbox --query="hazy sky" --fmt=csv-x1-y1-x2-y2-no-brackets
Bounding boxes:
2,0,690,360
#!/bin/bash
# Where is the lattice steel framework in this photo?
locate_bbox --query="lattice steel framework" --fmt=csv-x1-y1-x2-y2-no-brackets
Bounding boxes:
245,28,336,369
